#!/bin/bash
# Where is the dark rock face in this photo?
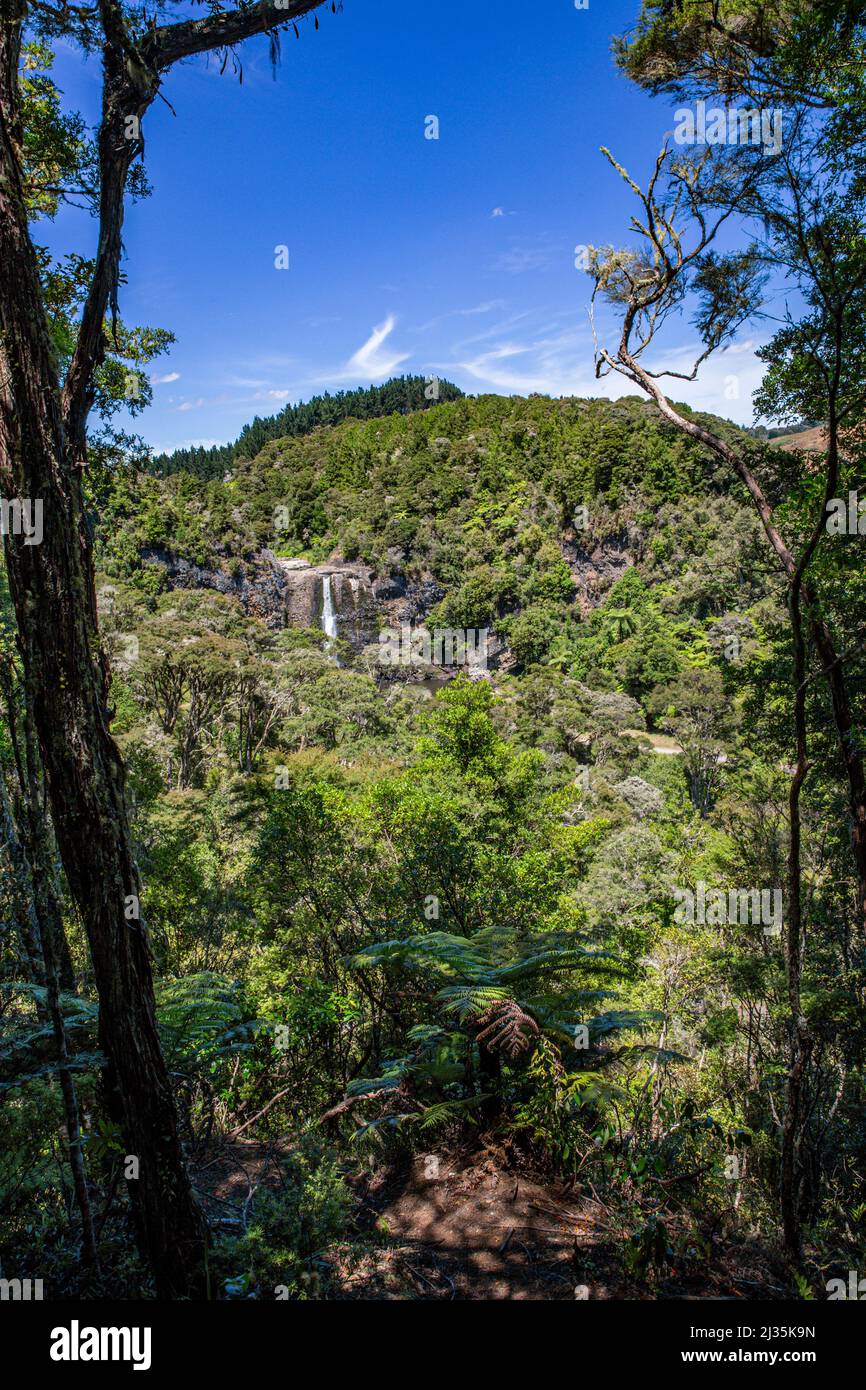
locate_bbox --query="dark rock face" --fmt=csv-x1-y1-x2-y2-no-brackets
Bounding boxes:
327,568,380,649
372,574,407,601
273,559,323,629
142,547,292,627
272,561,446,647
142,547,503,668
273,560,380,649
561,530,635,613
379,577,445,627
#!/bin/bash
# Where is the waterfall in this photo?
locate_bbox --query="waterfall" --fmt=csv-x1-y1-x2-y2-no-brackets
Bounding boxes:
321,574,338,640
321,573,341,663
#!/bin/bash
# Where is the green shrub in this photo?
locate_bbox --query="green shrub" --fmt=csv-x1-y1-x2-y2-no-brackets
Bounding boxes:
218,1138,351,1300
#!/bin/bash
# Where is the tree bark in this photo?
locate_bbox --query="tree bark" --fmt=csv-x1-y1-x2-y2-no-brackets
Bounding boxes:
780,574,812,1258
1,655,77,990
1,0,329,1295
0,771,97,1263
0,2,207,1297
0,774,44,984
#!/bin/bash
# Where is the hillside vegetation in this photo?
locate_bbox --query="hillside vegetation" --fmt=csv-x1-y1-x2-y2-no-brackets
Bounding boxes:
5,389,861,1299
149,374,465,481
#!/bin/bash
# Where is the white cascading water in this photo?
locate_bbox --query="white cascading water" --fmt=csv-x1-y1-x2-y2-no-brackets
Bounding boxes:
321,573,341,663
321,574,338,639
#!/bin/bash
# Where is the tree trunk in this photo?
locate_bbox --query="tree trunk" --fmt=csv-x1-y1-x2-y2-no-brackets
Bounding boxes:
1,658,77,991
39,879,100,1269
477,1041,503,1124
0,769,97,1263
0,774,44,985
0,6,207,1297
780,578,813,1258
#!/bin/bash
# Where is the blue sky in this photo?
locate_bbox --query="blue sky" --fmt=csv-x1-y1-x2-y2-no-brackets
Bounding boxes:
46,0,772,453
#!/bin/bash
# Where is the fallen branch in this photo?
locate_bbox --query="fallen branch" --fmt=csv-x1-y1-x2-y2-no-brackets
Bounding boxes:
228,1087,293,1138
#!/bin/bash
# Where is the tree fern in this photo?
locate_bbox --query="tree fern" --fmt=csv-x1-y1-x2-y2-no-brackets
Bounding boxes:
0,974,257,1092
347,925,659,1134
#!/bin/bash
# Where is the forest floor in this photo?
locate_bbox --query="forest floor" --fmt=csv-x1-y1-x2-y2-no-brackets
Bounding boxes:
196,1139,791,1302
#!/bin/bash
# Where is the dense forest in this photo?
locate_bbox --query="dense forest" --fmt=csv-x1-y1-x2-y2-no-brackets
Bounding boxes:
4,386,865,1303
1,0,865,1331
149,376,466,481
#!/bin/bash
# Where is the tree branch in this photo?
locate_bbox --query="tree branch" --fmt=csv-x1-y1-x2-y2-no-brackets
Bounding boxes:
146,0,330,71
62,0,335,449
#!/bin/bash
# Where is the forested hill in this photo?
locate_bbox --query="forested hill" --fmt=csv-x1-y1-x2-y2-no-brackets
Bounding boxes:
7,0,865,1317
103,392,758,589
95,391,782,678
12,385,863,1304
149,374,465,480
92,387,788,692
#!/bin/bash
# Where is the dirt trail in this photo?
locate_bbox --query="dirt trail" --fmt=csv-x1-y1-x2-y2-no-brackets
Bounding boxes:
196,1140,787,1301
341,1151,619,1300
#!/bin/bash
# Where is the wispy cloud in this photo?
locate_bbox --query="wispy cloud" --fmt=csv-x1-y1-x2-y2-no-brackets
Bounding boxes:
441,313,768,422
345,315,410,377
150,370,180,385
245,316,412,397
150,436,223,454
641,338,768,421
222,374,272,390
494,236,559,275
416,300,506,334
448,327,590,396
450,308,538,352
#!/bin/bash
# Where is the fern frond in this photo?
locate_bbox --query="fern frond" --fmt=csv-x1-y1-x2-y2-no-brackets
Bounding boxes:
437,984,508,1021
